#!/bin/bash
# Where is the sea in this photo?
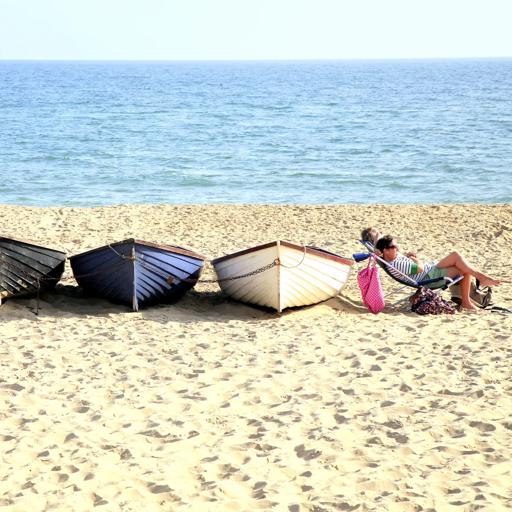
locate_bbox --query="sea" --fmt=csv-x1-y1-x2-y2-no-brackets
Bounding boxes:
0,59,511,206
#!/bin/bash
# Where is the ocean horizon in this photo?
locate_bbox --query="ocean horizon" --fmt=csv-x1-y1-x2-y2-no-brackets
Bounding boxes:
1,59,511,206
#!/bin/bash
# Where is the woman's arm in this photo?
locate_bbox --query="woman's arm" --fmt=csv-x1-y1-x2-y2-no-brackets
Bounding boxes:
408,254,425,273
392,255,425,276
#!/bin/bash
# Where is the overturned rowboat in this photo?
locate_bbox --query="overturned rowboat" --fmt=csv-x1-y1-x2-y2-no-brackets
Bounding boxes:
70,239,206,311
0,236,66,305
212,240,353,312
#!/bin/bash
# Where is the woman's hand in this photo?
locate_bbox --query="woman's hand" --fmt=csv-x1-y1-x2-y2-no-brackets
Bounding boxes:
407,252,424,272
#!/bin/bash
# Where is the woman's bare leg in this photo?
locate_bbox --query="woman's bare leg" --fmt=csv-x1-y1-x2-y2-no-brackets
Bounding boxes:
436,251,501,287
443,266,477,310
460,274,477,310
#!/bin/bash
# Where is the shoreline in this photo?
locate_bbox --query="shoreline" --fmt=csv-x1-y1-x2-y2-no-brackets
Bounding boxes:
1,203,511,510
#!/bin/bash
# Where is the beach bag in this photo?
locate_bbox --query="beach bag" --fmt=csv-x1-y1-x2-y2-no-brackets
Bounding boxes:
410,286,456,315
450,280,493,309
357,255,385,314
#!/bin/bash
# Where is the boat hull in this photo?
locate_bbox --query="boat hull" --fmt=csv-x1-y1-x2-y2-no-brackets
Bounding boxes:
212,240,353,312
0,237,66,304
70,239,206,311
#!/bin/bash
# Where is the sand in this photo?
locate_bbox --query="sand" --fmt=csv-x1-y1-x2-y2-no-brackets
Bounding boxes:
1,203,511,511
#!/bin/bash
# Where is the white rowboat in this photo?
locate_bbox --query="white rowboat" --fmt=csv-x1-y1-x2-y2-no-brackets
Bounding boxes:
212,240,353,312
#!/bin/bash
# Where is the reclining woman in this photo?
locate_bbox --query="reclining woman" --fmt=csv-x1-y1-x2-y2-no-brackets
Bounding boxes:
361,227,423,261
374,234,501,311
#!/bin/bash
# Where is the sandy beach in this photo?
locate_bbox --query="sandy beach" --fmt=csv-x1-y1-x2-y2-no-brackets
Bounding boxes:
1,203,511,511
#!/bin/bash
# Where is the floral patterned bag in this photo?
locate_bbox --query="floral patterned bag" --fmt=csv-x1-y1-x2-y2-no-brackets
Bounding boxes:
410,286,456,315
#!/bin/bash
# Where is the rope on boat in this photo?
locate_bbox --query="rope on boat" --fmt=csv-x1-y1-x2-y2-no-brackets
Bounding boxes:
65,258,127,280
137,255,281,285
101,245,288,285
277,245,307,269
0,259,62,315
197,259,281,284
35,277,41,316
198,245,308,283
108,244,136,261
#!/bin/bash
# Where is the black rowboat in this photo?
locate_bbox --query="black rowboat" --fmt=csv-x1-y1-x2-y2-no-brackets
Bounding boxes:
70,239,206,311
0,236,66,305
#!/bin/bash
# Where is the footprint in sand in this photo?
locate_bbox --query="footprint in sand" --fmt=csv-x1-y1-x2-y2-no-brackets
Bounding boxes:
469,421,496,433
294,444,322,460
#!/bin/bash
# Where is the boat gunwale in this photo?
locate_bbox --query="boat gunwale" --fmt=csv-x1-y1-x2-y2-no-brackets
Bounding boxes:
212,240,353,266
69,238,207,262
0,236,67,257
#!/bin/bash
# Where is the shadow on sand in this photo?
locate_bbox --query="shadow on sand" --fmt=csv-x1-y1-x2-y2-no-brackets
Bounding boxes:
0,284,382,323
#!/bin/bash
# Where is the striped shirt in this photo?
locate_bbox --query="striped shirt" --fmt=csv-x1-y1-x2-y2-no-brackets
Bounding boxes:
386,255,434,283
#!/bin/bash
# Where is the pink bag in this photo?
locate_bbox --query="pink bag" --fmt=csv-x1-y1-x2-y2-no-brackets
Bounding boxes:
357,255,385,314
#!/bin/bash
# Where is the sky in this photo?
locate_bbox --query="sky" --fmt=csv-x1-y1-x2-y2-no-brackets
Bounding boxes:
1,0,511,61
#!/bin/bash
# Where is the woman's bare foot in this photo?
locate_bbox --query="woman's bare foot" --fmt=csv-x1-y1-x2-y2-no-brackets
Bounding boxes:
461,301,478,311
479,277,501,287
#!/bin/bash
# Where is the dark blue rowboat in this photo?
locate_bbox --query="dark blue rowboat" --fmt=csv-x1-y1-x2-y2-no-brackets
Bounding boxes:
69,239,206,311
0,236,66,305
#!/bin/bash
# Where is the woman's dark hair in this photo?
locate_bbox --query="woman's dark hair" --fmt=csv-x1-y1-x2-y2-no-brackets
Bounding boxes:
375,235,394,253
